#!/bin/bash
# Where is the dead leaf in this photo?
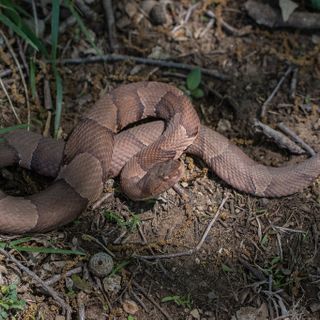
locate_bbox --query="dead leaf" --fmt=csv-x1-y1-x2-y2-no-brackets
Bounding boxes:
279,0,299,21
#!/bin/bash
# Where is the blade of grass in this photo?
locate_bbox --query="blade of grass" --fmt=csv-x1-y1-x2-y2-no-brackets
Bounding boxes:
6,237,33,246
0,124,29,135
0,5,47,56
11,245,85,255
0,14,39,51
51,1,63,137
110,260,131,276
51,0,60,62
0,0,32,18
0,241,85,255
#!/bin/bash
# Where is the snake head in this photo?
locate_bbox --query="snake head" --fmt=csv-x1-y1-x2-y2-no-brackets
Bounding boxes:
121,159,185,201
141,159,185,199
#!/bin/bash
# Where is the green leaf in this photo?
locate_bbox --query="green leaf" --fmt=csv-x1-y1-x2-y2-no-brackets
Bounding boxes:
279,0,298,22
221,264,233,272
191,88,204,98
104,211,126,226
0,284,26,316
271,256,281,266
186,68,201,91
161,295,192,308
71,274,92,291
261,234,269,247
110,260,130,276
161,296,179,303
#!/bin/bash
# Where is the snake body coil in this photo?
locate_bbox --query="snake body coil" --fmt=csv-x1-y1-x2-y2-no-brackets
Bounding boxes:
1,82,319,234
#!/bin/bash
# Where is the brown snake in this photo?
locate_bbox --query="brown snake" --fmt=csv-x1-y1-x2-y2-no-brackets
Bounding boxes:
0,82,319,234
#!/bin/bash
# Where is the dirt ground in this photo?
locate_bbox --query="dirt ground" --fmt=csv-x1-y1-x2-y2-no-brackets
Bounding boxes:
0,0,320,319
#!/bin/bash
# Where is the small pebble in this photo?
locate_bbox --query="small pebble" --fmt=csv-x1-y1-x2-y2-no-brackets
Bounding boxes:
88,252,114,277
310,302,320,313
103,274,122,294
149,4,167,25
190,308,201,320
125,2,137,18
216,119,231,132
122,299,139,315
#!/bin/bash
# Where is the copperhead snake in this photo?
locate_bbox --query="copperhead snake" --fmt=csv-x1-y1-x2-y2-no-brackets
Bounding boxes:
0,82,319,234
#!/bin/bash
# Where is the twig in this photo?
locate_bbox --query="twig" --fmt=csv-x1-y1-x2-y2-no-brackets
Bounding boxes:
0,69,14,78
0,77,21,123
131,289,149,312
272,226,306,234
245,0,320,29
277,122,316,157
102,0,118,52
44,266,83,286
172,183,189,201
0,248,72,319
260,66,293,119
77,292,86,320
133,281,173,320
276,233,283,260
306,224,319,264
238,256,267,281
91,192,112,210
184,2,200,24
254,119,305,155
43,111,52,137
206,10,251,36
135,194,229,260
199,18,214,39
1,31,30,126
172,2,200,34
290,68,298,100
43,78,53,111
137,225,169,276
95,277,113,313
17,39,29,77
75,0,97,20
58,54,230,80
82,234,115,258
39,0,49,16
